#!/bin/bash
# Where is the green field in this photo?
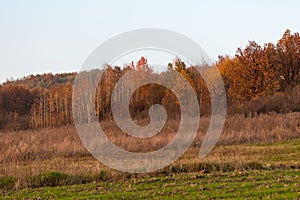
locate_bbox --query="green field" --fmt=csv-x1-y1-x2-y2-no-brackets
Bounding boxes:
1,170,300,199
1,139,300,199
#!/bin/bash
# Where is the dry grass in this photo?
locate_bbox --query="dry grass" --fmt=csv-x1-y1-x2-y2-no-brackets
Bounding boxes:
0,112,299,189
1,112,299,162
215,112,300,145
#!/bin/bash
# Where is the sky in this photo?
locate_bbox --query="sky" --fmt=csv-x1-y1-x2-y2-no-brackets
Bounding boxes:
0,0,300,83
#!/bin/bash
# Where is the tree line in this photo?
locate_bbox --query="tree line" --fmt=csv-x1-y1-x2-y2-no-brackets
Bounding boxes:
0,29,300,130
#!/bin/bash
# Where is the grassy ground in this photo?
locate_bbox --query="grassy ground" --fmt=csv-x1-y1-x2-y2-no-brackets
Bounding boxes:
2,169,300,199
1,139,300,199
1,113,300,199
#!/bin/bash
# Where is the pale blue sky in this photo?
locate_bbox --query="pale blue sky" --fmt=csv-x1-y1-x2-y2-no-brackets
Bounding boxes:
0,0,299,82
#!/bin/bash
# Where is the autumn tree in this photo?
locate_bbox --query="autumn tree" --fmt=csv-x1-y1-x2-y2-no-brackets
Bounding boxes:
276,29,300,91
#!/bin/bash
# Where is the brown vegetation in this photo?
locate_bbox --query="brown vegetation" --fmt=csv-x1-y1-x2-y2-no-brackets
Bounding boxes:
0,29,300,130
0,112,299,185
0,28,300,190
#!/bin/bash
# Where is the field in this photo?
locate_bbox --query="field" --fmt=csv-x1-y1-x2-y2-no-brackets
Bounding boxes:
2,169,300,199
0,113,300,199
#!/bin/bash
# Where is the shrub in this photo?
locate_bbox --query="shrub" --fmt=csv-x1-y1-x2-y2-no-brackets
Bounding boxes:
29,172,69,187
229,86,300,116
0,176,16,189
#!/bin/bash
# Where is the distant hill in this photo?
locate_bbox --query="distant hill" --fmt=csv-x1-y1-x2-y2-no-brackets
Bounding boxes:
2,72,77,89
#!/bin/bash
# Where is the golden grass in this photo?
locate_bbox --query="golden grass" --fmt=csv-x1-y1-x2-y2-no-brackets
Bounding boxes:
0,112,299,188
